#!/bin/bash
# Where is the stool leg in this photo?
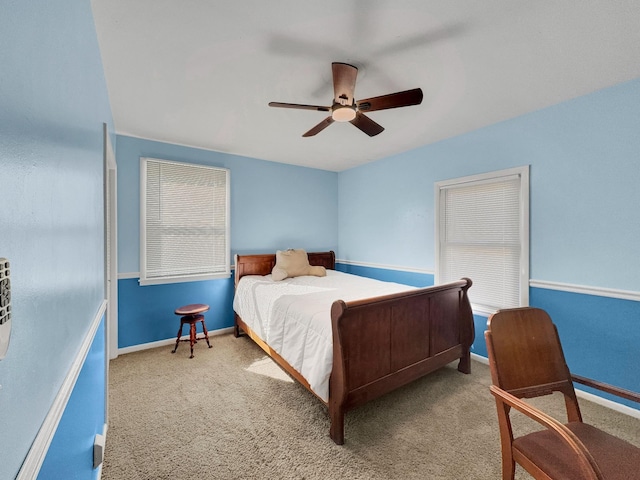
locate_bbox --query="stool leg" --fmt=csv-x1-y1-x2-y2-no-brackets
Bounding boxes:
172,321,185,354
189,321,196,358
200,319,212,348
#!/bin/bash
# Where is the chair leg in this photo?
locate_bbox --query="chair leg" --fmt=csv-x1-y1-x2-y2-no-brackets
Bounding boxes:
189,321,197,358
171,322,184,354
502,457,515,480
200,320,212,348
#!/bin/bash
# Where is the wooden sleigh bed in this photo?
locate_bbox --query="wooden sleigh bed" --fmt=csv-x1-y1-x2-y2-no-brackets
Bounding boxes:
233,250,474,445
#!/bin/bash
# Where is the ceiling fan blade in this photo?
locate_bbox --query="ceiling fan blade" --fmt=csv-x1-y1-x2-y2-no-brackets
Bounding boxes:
332,62,358,105
302,116,335,137
269,102,330,112
356,88,423,113
350,112,384,137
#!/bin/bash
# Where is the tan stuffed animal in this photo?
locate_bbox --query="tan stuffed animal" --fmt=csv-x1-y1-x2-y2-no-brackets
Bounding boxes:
271,249,327,281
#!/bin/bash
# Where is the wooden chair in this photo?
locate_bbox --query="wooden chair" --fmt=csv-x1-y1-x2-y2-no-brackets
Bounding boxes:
485,307,640,480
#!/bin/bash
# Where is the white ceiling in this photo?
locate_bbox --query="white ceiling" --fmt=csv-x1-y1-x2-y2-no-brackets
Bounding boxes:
92,0,640,172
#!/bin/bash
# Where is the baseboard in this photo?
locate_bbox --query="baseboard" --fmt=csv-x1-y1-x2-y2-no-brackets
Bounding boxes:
470,353,640,420
470,352,489,365
117,326,234,355
573,387,640,419
17,300,107,480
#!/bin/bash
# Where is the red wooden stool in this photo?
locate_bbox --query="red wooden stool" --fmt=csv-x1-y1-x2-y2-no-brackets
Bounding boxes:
172,303,212,358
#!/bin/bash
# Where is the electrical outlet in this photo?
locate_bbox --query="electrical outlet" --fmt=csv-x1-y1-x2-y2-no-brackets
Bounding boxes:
93,433,105,468
0,258,12,360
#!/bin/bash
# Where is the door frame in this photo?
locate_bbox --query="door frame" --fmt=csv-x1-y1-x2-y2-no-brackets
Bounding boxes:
103,123,118,360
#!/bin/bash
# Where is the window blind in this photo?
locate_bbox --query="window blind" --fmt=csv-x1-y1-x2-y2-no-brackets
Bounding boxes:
436,167,529,313
141,158,230,285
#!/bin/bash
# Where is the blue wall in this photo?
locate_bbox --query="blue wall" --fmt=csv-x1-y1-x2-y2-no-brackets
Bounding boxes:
530,288,639,408
39,319,106,480
337,78,640,408
0,1,112,477
114,80,640,412
4,2,637,476
338,79,640,292
118,276,235,349
115,135,338,348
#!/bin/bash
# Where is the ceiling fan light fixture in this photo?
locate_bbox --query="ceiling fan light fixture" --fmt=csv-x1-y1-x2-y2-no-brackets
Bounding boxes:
332,106,356,122
268,63,423,136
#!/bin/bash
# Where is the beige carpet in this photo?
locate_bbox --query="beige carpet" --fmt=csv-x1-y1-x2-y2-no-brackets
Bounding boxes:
103,333,640,480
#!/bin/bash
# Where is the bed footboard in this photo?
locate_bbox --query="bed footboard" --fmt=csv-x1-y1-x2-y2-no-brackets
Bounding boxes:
328,278,474,445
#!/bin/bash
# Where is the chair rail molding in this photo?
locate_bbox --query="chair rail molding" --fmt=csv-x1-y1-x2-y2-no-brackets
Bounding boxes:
530,279,640,302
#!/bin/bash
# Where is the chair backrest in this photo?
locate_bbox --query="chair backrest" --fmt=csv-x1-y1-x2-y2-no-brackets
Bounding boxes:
485,307,582,421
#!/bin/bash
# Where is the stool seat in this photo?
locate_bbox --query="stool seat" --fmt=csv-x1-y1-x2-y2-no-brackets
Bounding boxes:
172,303,211,358
174,303,209,316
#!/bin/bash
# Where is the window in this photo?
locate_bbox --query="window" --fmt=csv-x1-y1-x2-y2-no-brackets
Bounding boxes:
435,166,529,314
140,158,230,285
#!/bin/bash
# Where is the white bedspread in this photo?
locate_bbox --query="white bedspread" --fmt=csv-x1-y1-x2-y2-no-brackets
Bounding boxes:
233,270,415,402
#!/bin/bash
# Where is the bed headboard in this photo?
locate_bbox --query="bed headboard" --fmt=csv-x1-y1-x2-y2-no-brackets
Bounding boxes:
234,251,335,287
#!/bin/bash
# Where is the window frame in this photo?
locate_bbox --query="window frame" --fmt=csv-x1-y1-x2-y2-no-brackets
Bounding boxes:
139,157,230,286
435,166,529,315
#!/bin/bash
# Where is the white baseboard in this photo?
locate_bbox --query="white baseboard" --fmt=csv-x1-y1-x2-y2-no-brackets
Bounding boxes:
573,387,640,419
117,326,234,356
470,353,640,420
470,352,489,365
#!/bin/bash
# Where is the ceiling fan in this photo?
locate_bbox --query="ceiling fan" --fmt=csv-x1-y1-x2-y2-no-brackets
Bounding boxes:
268,62,423,137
